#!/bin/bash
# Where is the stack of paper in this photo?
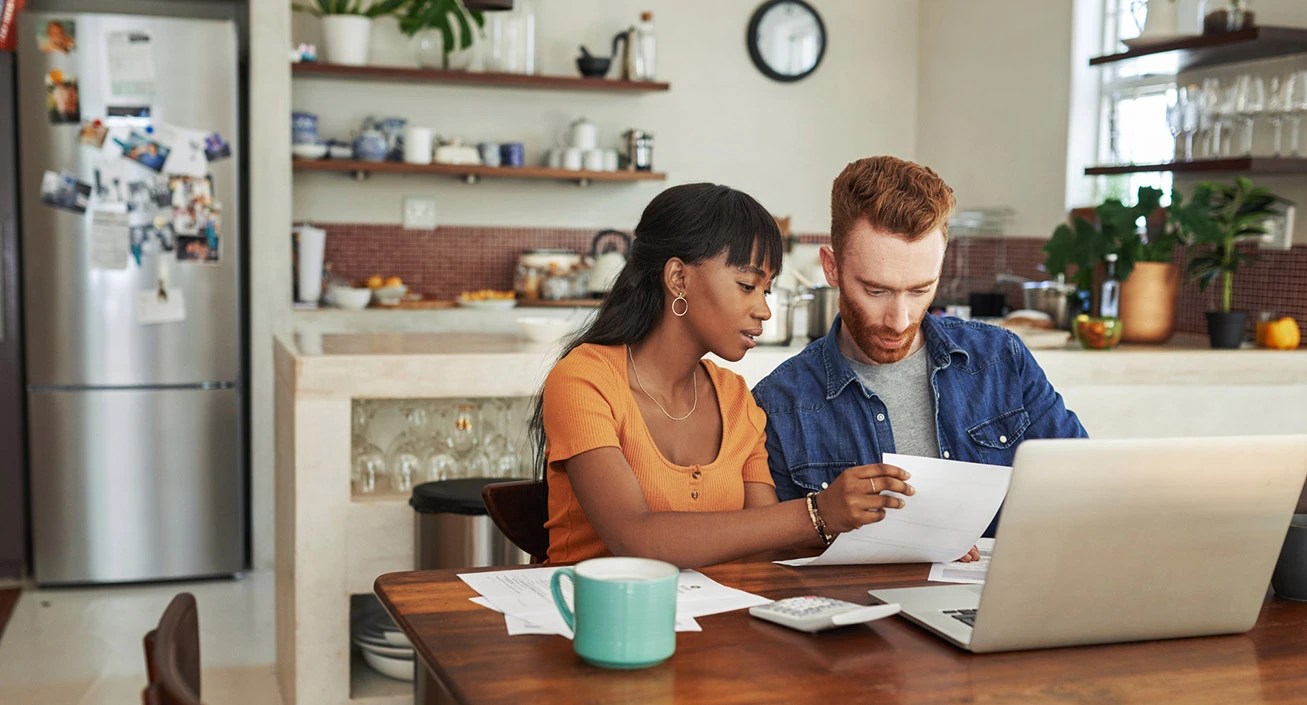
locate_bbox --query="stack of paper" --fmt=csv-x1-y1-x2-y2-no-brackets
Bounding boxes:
458,567,771,638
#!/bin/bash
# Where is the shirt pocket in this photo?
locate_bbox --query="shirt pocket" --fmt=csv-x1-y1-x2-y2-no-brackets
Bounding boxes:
966,408,1031,450
789,462,855,494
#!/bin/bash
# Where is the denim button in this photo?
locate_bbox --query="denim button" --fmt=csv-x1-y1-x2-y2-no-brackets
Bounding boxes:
821,482,829,489
876,413,886,422
943,451,951,459
999,435,1008,444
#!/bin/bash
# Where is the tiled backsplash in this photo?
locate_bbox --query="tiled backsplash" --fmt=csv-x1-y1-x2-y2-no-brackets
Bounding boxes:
319,223,1306,343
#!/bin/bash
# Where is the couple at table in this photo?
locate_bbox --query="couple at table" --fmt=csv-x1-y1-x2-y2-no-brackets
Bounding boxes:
534,156,1087,568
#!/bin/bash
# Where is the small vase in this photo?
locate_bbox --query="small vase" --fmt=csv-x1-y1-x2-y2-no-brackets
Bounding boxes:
412,29,444,69
1119,262,1180,343
322,15,373,66
1205,310,1249,348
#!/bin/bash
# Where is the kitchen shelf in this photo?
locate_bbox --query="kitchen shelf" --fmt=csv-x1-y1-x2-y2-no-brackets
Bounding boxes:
292,61,670,93
1084,157,1307,175
1089,26,1307,72
293,158,666,185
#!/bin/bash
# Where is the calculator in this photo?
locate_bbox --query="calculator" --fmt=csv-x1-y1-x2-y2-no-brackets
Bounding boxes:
748,596,902,633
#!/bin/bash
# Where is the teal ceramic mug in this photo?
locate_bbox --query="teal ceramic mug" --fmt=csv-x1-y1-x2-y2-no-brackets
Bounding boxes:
550,557,678,669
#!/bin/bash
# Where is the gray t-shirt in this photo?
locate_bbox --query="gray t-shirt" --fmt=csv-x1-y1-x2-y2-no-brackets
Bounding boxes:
845,345,941,459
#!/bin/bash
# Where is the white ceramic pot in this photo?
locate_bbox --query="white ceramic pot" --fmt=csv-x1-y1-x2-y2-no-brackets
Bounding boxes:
322,15,373,66
1141,0,1178,38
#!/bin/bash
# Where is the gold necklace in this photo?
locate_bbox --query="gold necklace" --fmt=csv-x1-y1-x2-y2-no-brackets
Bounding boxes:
627,345,697,421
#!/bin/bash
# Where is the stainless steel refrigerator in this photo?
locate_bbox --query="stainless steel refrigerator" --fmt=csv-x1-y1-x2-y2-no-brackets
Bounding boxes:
17,11,244,584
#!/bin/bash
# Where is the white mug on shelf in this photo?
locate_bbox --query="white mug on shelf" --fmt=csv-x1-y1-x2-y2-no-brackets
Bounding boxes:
562,147,584,171
403,127,434,164
566,117,598,151
546,148,564,169
602,148,619,172
583,148,605,172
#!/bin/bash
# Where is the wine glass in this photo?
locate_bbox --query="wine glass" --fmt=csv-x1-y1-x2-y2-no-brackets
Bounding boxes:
423,404,459,482
1181,83,1201,162
1267,74,1296,157
449,401,481,460
1288,70,1307,157
1234,73,1265,156
1165,87,1184,161
1217,82,1239,157
387,401,430,493
1199,77,1222,159
351,401,385,494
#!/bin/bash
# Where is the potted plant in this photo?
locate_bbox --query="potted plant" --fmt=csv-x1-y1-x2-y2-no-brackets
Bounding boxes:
295,0,406,66
1043,186,1163,321
394,0,487,70
1113,188,1214,343
1184,177,1282,349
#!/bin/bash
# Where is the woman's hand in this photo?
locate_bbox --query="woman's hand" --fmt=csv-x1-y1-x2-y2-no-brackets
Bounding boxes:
957,545,981,563
814,463,914,535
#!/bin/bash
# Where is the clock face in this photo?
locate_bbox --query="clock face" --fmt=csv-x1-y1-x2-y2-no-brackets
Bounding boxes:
747,0,827,83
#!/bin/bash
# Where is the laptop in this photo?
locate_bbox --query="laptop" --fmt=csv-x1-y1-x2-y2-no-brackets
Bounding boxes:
869,435,1307,653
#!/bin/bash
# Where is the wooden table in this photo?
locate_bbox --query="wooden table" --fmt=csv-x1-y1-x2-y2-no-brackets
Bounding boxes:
375,560,1307,705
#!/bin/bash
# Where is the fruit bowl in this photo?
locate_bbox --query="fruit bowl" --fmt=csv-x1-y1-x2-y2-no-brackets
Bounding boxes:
372,285,408,306
1073,315,1124,350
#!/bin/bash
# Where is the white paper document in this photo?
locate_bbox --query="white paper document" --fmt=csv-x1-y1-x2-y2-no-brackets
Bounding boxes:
155,124,210,178
459,566,768,638
90,208,130,270
777,454,1011,567
107,31,157,96
928,537,995,584
136,287,185,324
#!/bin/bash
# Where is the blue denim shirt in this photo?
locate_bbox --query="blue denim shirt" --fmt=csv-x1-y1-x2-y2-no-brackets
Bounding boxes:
752,314,1087,534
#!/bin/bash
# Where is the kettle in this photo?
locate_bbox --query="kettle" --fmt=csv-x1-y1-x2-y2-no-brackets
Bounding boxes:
611,27,637,81
588,229,631,296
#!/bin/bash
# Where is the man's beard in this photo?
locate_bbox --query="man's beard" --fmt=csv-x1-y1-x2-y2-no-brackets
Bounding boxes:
839,288,922,364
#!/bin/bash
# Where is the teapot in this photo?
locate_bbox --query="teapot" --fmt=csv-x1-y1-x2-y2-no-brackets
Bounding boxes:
565,116,598,151
588,229,631,296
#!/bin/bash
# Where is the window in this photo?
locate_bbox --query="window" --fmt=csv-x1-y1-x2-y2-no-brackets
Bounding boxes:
1098,0,1179,203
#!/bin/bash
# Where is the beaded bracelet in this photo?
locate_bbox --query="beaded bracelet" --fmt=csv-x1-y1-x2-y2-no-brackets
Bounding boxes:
805,492,835,546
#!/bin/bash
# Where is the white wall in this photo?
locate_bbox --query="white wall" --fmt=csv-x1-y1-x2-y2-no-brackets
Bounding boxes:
289,0,920,233
915,0,1075,237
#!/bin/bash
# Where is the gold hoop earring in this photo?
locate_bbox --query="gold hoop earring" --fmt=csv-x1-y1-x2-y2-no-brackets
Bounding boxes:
672,293,688,317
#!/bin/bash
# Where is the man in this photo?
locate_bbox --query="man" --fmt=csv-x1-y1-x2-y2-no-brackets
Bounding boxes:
752,156,1086,535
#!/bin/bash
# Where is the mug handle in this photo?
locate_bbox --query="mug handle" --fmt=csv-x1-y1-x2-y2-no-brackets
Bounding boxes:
550,567,576,632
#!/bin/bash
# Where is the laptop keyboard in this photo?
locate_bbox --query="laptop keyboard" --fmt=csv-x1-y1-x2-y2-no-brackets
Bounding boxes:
942,608,978,627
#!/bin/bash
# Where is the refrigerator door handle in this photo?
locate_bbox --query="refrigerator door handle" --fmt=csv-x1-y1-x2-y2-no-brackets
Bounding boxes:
0,221,7,342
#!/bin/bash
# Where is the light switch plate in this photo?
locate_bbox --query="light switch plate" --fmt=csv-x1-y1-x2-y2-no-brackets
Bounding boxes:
402,195,438,230
1259,201,1295,251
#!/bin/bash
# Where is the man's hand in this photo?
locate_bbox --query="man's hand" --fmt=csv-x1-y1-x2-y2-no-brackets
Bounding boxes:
957,545,981,563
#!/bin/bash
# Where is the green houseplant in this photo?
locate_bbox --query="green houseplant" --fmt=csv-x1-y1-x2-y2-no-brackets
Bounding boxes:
395,0,487,70
295,0,407,66
1183,177,1282,348
1043,186,1164,319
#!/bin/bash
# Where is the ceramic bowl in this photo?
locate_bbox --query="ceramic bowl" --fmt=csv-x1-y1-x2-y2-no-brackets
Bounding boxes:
292,142,328,160
330,285,372,310
360,646,415,681
1073,315,1124,350
517,317,574,344
372,285,407,306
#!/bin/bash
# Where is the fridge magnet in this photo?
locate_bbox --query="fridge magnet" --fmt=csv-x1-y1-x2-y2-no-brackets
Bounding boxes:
45,69,79,123
176,234,220,265
79,119,108,148
89,207,131,270
107,30,156,96
39,170,91,213
204,131,232,162
37,19,75,54
155,124,208,178
0,0,23,53
136,285,185,325
114,130,169,172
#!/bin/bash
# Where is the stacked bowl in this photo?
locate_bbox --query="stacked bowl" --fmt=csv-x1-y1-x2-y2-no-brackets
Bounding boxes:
353,612,415,681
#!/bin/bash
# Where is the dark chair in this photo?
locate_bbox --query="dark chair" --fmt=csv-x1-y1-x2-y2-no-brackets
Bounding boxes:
482,479,549,563
142,592,203,705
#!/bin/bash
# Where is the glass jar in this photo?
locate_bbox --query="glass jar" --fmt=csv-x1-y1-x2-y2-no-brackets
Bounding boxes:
542,264,570,301
487,0,536,74
515,263,542,300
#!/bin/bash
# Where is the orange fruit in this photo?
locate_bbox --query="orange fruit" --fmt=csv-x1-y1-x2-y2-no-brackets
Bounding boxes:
1264,317,1301,350
365,275,383,290
384,276,403,288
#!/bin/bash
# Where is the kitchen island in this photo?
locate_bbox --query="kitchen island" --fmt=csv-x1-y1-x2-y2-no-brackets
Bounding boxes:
274,329,1307,705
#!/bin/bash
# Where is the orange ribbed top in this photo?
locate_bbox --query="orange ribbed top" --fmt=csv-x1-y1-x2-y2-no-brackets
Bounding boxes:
541,343,773,564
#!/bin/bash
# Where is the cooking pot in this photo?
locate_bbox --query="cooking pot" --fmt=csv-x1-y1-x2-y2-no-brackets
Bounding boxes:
757,288,800,345
1022,279,1076,330
804,286,841,340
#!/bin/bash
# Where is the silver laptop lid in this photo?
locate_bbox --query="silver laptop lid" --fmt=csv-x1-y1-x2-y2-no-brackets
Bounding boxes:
964,435,1307,653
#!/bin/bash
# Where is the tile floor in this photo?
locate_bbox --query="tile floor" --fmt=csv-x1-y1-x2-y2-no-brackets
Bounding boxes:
0,571,283,705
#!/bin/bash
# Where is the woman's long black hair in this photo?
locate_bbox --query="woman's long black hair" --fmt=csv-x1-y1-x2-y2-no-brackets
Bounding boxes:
530,182,784,479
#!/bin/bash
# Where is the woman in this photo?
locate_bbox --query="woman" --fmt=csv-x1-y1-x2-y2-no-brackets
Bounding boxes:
533,183,915,568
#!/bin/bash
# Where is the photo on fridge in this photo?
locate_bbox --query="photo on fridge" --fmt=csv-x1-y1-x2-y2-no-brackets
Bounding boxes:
45,70,79,124
79,119,108,148
37,19,75,53
176,234,219,264
114,131,169,172
39,170,91,213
